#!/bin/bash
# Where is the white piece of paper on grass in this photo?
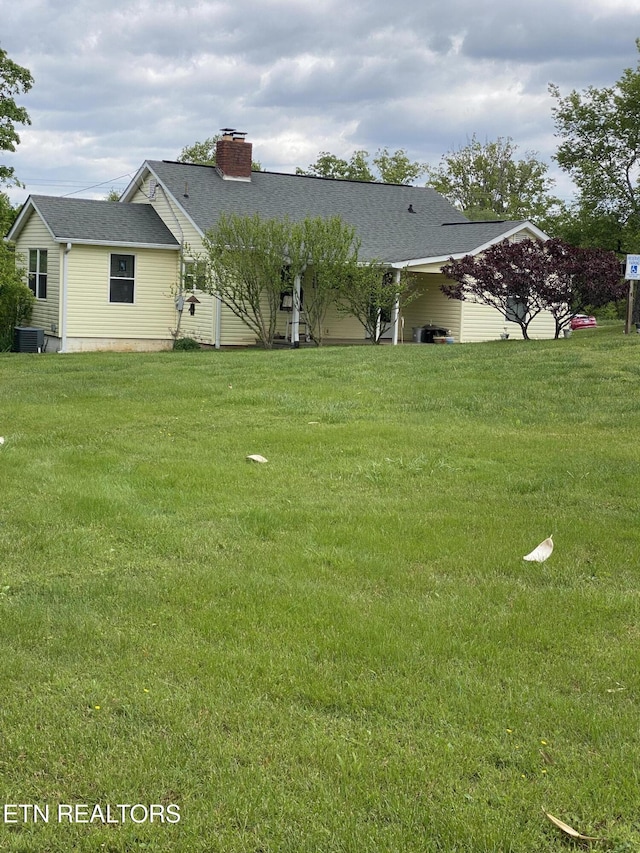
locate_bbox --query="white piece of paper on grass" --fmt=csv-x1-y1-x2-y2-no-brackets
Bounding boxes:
523,536,553,562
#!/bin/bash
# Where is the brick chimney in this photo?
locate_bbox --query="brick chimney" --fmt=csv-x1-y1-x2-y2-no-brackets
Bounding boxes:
216,128,253,181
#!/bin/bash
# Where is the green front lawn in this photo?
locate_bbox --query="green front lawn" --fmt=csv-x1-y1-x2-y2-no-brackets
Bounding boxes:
0,324,638,851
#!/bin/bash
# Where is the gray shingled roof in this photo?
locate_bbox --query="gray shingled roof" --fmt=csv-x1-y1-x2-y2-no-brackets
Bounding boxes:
141,161,527,263
28,195,180,247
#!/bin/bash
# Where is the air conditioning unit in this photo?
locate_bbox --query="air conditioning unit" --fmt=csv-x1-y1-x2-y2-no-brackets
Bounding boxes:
13,326,44,353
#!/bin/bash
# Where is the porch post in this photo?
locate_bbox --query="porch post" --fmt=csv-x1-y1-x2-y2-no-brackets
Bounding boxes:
391,268,401,346
291,273,302,348
214,292,222,349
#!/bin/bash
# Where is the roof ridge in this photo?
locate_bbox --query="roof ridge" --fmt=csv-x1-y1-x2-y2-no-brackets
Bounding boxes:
154,159,430,189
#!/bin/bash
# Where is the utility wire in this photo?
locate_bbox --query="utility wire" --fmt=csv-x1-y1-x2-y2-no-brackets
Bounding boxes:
61,173,134,197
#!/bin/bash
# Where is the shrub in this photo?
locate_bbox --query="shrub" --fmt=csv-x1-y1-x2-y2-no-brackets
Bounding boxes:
0,276,35,352
173,336,201,351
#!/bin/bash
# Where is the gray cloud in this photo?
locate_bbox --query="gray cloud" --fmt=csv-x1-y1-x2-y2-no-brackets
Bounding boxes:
2,0,640,205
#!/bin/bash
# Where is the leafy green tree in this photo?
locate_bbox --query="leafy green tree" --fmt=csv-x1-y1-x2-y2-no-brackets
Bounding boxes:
0,190,18,234
550,40,640,318
425,135,558,224
287,216,360,345
0,204,34,349
201,213,362,348
373,148,427,185
202,213,290,348
0,273,34,350
296,150,374,181
178,135,262,171
0,47,34,350
549,40,640,253
336,264,418,343
297,148,426,185
0,48,33,188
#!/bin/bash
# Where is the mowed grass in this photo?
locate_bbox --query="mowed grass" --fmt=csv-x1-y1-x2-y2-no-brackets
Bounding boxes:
0,325,639,852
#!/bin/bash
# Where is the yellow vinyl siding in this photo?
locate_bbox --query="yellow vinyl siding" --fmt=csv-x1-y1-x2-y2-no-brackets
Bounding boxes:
460,301,556,341
177,291,216,344
460,301,513,342
65,244,179,339
130,177,203,252
220,309,262,346
402,274,461,341
13,211,60,333
322,303,366,341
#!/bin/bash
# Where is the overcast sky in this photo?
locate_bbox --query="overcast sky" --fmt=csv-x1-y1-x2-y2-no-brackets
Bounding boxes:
2,0,639,208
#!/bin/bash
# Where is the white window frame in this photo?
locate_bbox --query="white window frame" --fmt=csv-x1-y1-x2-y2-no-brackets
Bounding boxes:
183,259,207,292
28,249,48,300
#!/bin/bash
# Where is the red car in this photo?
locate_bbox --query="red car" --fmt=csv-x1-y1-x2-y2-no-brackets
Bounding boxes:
570,314,597,330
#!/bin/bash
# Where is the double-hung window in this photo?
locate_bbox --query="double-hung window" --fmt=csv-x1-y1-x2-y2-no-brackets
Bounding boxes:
110,254,135,303
183,259,207,292
506,295,527,323
28,249,47,299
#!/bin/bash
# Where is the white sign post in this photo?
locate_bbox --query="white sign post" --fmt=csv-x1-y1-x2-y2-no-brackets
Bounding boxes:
624,255,640,334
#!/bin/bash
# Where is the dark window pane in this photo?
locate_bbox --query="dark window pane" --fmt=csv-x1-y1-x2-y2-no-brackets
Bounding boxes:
110,279,134,303
111,254,134,278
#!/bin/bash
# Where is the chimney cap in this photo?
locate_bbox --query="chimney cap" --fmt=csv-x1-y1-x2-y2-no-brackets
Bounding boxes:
220,128,247,141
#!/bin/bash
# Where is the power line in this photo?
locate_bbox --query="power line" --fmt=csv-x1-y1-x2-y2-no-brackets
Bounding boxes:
61,173,134,197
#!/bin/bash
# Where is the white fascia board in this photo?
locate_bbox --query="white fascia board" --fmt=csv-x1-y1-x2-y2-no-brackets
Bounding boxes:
6,197,57,243
389,221,551,269
389,254,464,269
470,221,550,252
120,162,153,202
52,238,180,250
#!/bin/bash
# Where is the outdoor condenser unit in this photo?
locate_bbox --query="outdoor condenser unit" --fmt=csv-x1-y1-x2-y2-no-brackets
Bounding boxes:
13,326,44,353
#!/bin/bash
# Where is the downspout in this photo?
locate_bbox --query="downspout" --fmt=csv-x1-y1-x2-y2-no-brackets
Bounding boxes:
156,184,189,346
391,268,401,346
60,242,72,353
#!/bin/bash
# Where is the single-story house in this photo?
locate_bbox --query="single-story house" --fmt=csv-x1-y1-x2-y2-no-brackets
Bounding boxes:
6,131,554,352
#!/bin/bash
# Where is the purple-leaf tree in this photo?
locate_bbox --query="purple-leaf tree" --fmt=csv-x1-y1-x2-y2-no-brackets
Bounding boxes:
541,239,625,337
442,237,624,339
441,239,552,340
